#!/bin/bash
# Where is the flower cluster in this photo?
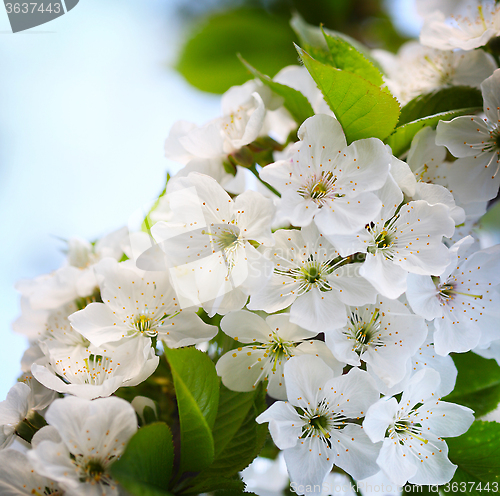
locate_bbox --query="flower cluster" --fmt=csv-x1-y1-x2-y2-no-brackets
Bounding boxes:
4,1,500,494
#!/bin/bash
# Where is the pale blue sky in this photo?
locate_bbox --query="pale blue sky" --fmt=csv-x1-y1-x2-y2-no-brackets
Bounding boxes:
0,0,220,399
0,0,422,399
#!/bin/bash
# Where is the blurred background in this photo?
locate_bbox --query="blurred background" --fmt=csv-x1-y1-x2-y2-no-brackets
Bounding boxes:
0,0,436,399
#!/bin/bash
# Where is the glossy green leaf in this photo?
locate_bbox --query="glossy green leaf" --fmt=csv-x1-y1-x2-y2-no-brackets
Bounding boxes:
445,352,500,417
176,8,297,94
398,86,483,126
239,56,314,125
185,384,268,494
290,12,382,71
297,46,400,143
447,421,500,483
322,31,383,86
165,347,220,474
110,422,174,496
385,107,480,157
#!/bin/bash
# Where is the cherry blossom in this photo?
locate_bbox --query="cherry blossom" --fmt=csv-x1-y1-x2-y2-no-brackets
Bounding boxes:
28,396,137,496
257,355,382,494
260,114,391,235
216,310,343,399
364,368,474,485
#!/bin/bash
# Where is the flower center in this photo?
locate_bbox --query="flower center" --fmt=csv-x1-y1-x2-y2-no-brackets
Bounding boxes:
82,355,113,386
297,171,342,206
265,335,295,372
389,411,428,446
300,262,321,284
298,401,336,448
434,278,483,304
345,308,383,355
134,314,154,333
80,457,107,484
216,228,240,250
276,258,334,296
366,220,397,258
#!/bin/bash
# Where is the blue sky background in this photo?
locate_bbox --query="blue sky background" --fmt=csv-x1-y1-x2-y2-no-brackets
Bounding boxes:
0,0,420,399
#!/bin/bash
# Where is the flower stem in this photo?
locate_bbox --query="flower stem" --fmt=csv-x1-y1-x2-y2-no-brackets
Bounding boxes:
249,164,281,198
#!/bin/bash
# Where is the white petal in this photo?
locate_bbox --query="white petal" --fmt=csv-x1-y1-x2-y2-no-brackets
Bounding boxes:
364,397,399,443
266,313,318,341
0,383,31,425
360,253,407,299
331,424,381,480
256,401,302,449
234,190,275,245
417,401,474,438
290,288,347,332
481,69,500,123
69,302,122,347
284,355,334,407
221,310,272,342
294,340,344,376
284,437,334,493
377,437,417,485
406,274,443,320
216,347,269,393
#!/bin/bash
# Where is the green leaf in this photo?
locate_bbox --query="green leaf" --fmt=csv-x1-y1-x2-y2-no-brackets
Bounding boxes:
398,86,483,126
296,45,400,143
185,385,268,493
181,476,245,495
110,422,174,496
165,347,220,474
176,8,298,94
239,56,314,125
212,385,266,462
290,12,382,71
385,107,480,157
322,31,384,86
447,421,500,483
445,352,500,417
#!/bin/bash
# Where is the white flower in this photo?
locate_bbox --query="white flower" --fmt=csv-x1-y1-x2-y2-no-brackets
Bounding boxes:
363,368,474,486
420,0,500,50
216,310,343,399
379,323,459,399
436,69,500,203
396,127,465,225
165,81,268,191
151,172,275,316
406,236,500,355
260,114,391,235
0,382,54,450
373,41,495,105
247,225,377,333
15,227,127,311
257,355,382,493
69,257,216,348
28,396,137,496
11,297,50,341
32,336,159,400
325,296,427,388
0,449,62,495
39,302,91,354
241,453,289,496
331,176,455,299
